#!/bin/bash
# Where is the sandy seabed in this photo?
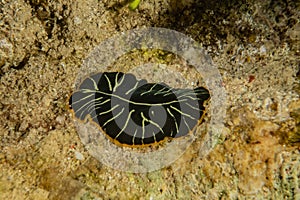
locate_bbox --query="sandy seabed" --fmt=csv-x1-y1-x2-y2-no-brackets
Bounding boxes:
0,0,299,199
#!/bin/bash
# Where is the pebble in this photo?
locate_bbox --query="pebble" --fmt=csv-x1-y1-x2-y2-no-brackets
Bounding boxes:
74,151,84,161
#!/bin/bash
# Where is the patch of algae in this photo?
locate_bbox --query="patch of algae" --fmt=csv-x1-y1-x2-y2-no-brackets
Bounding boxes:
0,0,299,199
279,100,300,145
